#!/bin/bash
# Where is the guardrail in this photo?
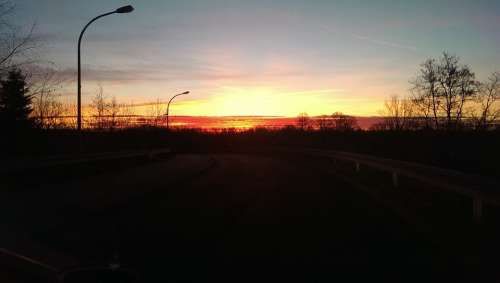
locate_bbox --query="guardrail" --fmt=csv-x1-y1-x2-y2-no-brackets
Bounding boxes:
0,247,60,282
298,148,500,223
0,148,172,175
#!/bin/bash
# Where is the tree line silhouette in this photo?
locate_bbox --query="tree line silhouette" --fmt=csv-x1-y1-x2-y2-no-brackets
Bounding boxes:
296,53,499,132
295,112,359,131
373,53,499,131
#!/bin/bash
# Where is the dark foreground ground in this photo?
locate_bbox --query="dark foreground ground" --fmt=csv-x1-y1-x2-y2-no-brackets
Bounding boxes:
1,152,499,282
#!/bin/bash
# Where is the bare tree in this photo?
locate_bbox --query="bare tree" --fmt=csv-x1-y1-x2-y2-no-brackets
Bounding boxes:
474,71,500,130
296,112,311,130
61,102,78,129
28,66,67,128
410,89,433,129
411,52,478,130
379,95,414,130
412,58,440,128
0,1,38,73
119,102,135,128
108,96,120,129
316,115,333,131
148,98,165,127
448,59,477,128
33,95,64,128
0,1,74,130
0,2,70,129
91,85,109,129
331,112,358,131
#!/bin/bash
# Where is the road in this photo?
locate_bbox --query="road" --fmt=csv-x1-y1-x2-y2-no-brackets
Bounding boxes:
0,153,476,282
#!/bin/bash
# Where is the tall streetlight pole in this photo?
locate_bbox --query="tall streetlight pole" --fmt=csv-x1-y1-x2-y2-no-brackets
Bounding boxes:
166,91,190,130
77,5,134,131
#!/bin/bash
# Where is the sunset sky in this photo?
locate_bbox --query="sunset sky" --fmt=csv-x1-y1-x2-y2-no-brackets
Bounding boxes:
15,0,500,116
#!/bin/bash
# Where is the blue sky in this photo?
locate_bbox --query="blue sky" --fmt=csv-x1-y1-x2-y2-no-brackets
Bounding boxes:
14,0,500,116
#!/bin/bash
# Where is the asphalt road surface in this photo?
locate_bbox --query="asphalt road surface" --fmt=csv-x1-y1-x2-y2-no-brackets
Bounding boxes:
1,153,475,282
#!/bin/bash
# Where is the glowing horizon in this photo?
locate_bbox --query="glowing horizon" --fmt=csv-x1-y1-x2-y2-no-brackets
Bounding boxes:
77,86,382,117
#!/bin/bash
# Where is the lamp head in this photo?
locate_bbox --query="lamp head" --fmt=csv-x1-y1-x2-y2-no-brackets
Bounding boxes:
116,5,134,13
181,91,190,95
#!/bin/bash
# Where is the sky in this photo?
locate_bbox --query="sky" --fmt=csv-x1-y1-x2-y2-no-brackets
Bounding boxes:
14,0,500,116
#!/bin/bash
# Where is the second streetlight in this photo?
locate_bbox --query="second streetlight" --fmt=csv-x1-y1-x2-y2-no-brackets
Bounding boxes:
166,91,190,130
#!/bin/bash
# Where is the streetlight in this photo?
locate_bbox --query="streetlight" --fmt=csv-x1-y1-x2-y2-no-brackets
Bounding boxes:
77,5,134,131
166,91,190,130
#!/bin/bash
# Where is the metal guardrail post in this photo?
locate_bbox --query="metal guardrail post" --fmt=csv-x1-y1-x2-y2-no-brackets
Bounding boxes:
303,148,499,225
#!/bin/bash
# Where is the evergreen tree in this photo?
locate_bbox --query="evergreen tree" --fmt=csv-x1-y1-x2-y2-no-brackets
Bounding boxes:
0,69,33,129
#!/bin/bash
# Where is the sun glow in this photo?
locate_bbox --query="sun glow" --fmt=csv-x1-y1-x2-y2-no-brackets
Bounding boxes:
169,86,375,117
213,86,284,116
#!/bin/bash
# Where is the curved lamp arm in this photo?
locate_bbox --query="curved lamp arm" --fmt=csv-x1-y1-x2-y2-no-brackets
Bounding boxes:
166,91,189,129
